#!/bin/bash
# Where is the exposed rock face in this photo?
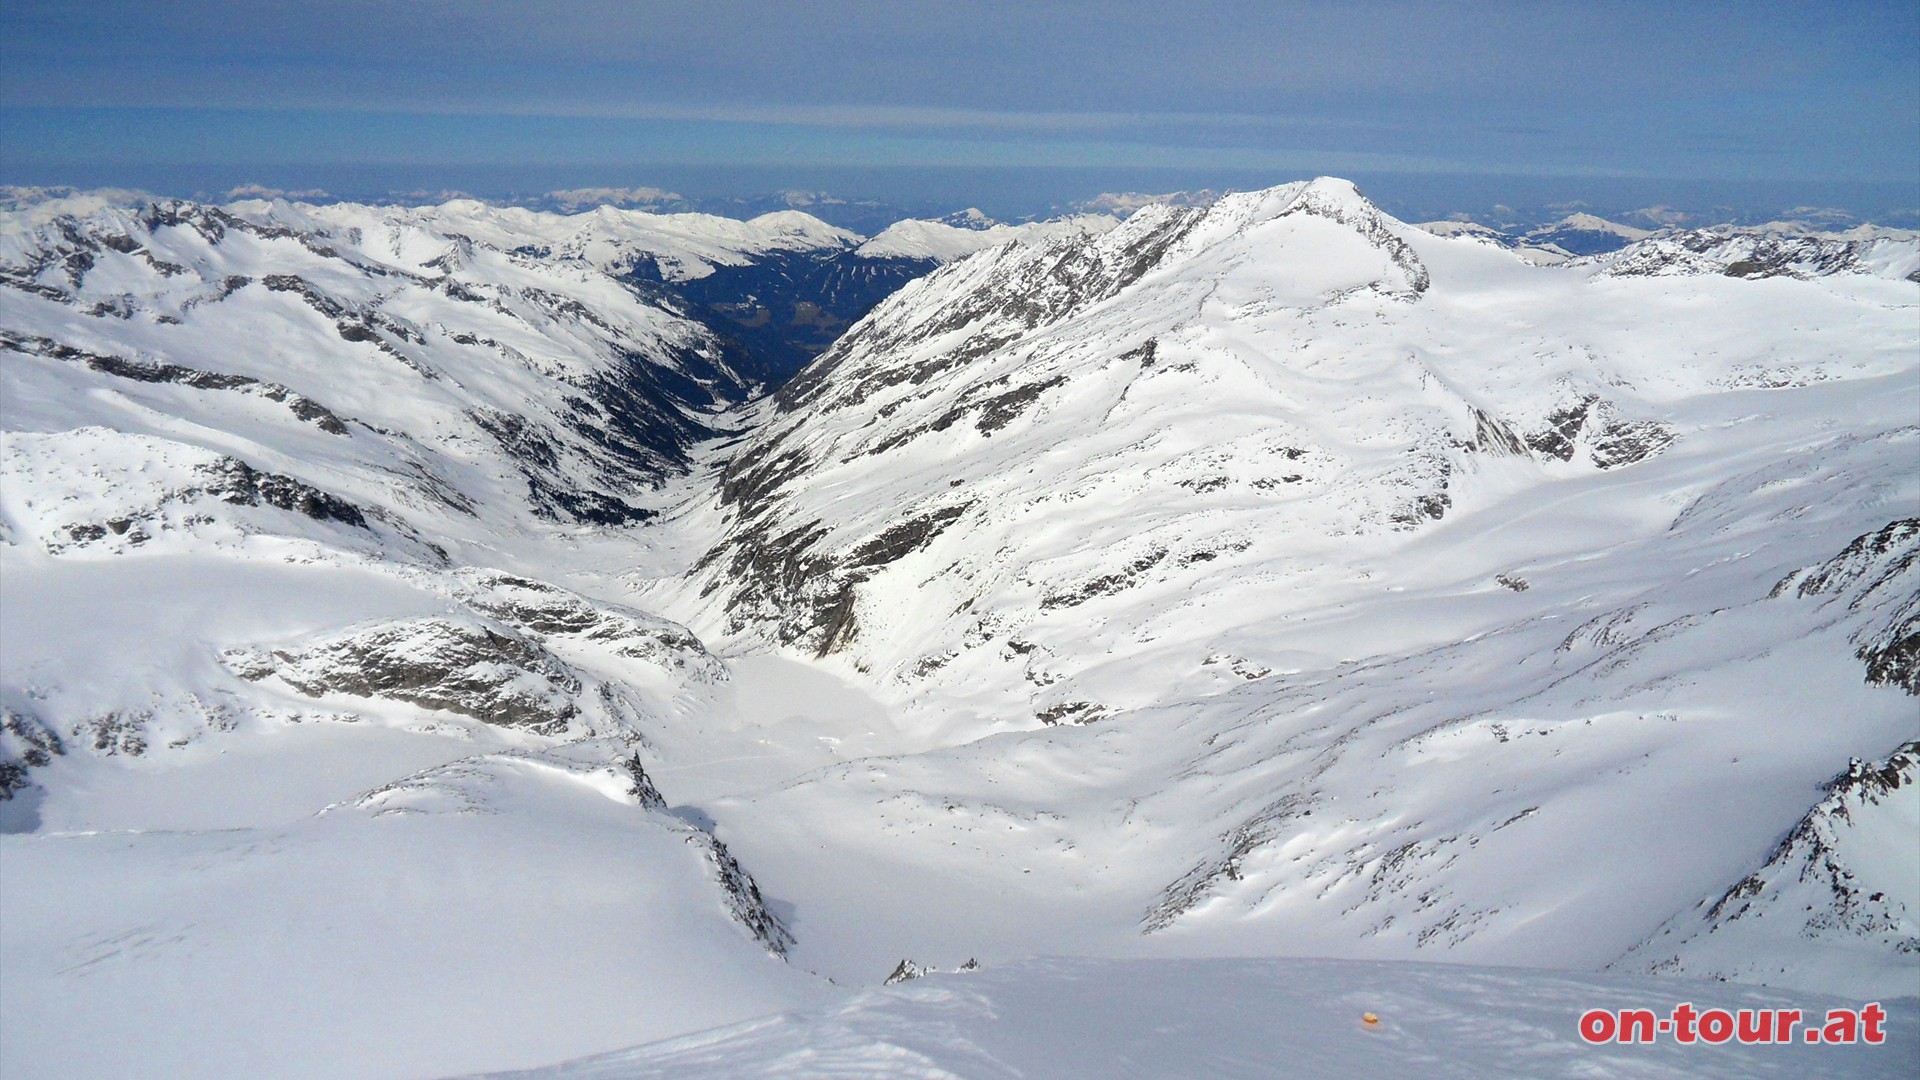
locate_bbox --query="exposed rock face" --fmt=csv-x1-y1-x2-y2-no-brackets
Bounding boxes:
1622,741,1920,993
694,829,797,958
1773,519,1920,694
0,428,412,559
458,572,725,680
208,574,726,747
1521,393,1674,470
0,707,65,800
196,457,368,528
1143,792,1315,933
231,617,586,735
883,958,931,985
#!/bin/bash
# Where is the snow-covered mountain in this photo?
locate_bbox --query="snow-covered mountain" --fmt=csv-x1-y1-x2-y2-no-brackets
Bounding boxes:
854,211,1115,262
659,177,1918,989
246,195,1100,383
1593,223,1920,281
0,191,836,1077
0,194,777,529
1525,211,1655,255
2,178,1915,1078
1071,189,1225,217
1419,208,1920,266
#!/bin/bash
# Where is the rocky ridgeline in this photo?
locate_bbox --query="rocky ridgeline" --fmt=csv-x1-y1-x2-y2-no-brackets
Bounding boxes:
1771,519,1920,694
675,179,1722,729
1623,740,1919,987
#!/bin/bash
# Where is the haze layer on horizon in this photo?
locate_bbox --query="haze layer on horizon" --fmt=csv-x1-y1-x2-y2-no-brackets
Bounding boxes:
2,1,1915,222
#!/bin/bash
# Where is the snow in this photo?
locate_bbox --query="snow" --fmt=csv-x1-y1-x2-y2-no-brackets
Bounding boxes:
855,214,1118,262
1545,212,1654,240
1,749,825,1080
222,198,862,283
2,178,1916,1078
471,957,1920,1079
657,178,1920,992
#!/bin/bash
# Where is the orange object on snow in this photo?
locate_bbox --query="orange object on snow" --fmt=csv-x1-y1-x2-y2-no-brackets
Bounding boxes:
1362,1012,1381,1026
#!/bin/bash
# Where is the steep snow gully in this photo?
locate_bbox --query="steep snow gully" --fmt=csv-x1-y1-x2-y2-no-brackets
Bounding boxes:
1,179,1916,1078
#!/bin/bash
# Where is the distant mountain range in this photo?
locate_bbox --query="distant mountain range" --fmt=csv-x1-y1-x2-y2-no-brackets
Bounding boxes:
11,181,1905,247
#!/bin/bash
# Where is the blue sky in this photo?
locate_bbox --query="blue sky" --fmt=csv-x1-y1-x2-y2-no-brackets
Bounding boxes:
2,1,1915,217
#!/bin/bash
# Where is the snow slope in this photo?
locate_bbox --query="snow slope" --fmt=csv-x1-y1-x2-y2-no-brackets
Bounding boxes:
1,742,823,1079
652,178,1919,991
2,178,1916,1077
0,195,829,1078
229,198,864,285
855,213,1117,262
476,957,1919,1080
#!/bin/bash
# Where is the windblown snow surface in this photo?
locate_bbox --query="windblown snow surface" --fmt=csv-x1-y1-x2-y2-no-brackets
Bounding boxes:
470,958,1915,1080
2,179,1916,1078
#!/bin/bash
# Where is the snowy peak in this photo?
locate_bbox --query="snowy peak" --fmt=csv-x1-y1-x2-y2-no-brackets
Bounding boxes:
852,212,1117,263
784,178,1427,413
1071,188,1224,217
218,196,861,283
738,209,865,252
686,177,1726,707
1520,212,1654,255
935,208,999,230
1545,211,1653,239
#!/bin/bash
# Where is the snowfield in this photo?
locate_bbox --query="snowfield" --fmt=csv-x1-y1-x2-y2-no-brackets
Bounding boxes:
470,957,1917,1080
1,179,1915,1078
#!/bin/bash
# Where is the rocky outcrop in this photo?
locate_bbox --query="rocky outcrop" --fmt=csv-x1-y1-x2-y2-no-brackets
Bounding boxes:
0,707,65,800
1622,741,1920,992
345,744,795,955
1521,392,1675,470
0,428,397,558
195,457,368,528
1773,519,1920,694
229,617,586,735
883,958,931,985
692,829,797,958
457,571,727,681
